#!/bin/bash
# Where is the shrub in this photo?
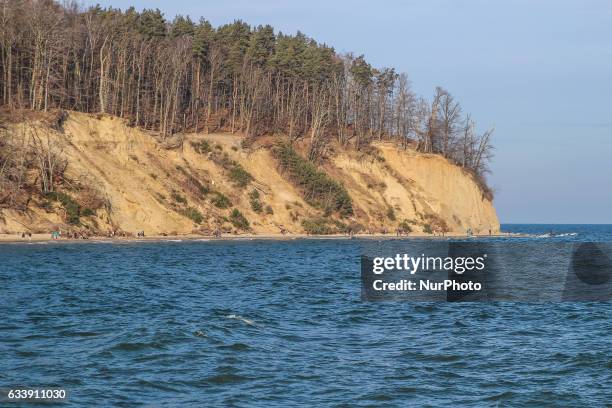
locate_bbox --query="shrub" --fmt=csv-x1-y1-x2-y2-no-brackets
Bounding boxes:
422,213,449,233
422,223,433,234
229,209,250,230
250,198,263,213
210,150,253,188
81,208,95,217
199,184,211,196
302,217,334,235
183,174,210,198
345,221,364,235
46,191,81,225
249,189,260,200
190,140,211,154
386,206,396,221
181,207,203,224
265,205,274,215
211,191,231,208
171,191,187,204
228,165,253,187
398,219,412,233
272,143,352,217
249,189,263,213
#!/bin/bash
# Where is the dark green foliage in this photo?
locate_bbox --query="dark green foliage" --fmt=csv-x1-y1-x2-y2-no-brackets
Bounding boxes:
250,199,263,213
210,151,253,187
422,223,433,234
217,20,251,76
265,205,273,215
301,217,335,235
249,189,263,213
350,55,373,88
137,9,166,38
190,140,211,154
273,143,353,217
171,15,195,38
398,219,412,233
181,207,203,224
192,19,213,59
211,191,231,208
228,165,253,187
81,208,95,217
246,25,275,67
229,209,250,230
171,191,187,204
386,206,396,221
199,184,211,196
45,192,81,225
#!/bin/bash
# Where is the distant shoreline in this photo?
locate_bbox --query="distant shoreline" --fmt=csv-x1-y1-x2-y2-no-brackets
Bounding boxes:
0,232,521,244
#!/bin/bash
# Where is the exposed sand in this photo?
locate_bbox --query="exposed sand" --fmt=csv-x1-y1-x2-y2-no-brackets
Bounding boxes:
1,111,500,236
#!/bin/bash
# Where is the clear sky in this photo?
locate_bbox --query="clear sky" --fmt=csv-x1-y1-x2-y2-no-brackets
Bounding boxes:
87,0,612,224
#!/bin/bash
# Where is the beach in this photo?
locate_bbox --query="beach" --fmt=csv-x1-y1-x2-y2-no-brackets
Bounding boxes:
0,231,518,244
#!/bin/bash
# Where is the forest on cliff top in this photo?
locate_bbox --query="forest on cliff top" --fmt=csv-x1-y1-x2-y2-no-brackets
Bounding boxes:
0,0,494,214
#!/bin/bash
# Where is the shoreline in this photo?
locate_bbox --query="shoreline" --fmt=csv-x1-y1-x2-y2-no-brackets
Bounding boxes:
0,232,523,244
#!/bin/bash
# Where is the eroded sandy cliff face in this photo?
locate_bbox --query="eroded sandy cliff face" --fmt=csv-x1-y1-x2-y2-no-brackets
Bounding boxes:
0,112,499,235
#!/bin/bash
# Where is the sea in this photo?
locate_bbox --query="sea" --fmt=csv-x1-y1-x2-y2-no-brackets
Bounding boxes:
0,224,610,407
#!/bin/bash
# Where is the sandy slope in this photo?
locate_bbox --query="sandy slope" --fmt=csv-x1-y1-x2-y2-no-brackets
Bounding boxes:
0,112,499,236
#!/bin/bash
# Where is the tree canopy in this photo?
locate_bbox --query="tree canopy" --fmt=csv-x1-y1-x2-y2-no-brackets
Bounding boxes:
0,0,493,189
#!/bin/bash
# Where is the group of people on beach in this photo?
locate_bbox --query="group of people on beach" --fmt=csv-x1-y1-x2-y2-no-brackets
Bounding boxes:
50,230,89,240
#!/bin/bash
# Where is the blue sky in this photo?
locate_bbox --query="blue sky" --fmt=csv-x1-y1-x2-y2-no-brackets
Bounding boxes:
88,0,612,223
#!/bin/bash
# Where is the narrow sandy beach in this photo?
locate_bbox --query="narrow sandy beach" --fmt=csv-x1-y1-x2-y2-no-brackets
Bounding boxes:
0,232,520,244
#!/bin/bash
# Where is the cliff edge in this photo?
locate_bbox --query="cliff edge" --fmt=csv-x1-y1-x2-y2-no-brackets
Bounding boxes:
0,112,499,236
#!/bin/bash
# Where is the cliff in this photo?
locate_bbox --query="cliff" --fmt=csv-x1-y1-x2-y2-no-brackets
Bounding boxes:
0,112,499,236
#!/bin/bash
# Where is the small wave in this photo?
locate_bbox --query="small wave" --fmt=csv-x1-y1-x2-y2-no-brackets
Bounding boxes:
226,314,256,327
535,232,577,238
110,341,164,352
219,342,250,351
206,373,249,385
165,239,183,242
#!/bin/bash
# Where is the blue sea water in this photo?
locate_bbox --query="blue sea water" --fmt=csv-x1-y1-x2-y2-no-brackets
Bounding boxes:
0,225,610,407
